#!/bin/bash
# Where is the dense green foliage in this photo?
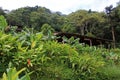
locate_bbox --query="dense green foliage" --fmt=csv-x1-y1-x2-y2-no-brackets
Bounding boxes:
0,28,120,80
0,15,7,31
0,4,120,46
1,64,31,80
6,6,65,32
1,1,120,80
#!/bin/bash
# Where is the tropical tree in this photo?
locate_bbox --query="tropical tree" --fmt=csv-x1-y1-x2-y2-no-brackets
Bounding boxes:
67,10,106,37
110,3,120,47
105,5,120,48
61,23,76,33
67,10,88,35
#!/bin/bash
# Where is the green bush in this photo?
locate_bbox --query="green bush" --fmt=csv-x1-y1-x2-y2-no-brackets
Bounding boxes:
0,29,120,80
0,15,8,32
97,65,120,80
1,67,31,80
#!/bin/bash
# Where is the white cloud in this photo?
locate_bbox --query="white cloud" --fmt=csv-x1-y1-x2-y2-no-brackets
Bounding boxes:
0,0,119,14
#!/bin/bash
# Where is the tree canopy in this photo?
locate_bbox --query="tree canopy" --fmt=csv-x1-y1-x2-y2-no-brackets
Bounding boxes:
1,4,120,47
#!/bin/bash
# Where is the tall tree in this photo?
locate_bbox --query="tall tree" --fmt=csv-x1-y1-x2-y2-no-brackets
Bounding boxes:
105,5,116,48
67,10,106,37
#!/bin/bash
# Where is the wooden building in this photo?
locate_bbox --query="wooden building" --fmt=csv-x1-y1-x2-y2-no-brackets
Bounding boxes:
54,32,113,48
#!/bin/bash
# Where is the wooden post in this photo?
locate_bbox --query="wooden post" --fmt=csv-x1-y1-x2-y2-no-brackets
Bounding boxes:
84,38,92,46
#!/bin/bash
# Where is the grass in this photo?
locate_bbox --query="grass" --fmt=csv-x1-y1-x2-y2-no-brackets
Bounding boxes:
98,64,120,80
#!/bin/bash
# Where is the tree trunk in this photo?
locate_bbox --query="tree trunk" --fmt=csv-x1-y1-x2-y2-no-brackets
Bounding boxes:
80,26,85,35
111,26,116,48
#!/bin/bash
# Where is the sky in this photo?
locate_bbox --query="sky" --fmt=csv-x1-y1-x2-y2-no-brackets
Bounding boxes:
0,0,120,14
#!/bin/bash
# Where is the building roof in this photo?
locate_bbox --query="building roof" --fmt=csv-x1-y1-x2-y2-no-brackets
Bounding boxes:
54,32,113,46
